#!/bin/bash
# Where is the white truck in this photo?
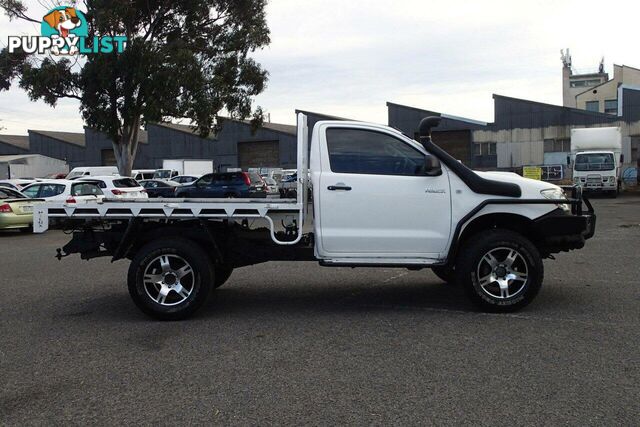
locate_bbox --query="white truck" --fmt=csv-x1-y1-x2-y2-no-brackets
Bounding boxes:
33,114,595,320
571,127,627,197
154,159,214,180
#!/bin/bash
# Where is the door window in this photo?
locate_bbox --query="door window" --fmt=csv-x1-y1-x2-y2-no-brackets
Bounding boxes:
21,185,41,198
326,128,426,176
197,174,213,186
39,184,65,198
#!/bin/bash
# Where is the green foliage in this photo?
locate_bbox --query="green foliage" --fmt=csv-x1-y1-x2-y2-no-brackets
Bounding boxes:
0,0,270,172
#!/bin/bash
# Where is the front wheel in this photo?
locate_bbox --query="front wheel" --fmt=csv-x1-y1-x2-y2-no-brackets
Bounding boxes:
455,230,543,312
128,238,215,320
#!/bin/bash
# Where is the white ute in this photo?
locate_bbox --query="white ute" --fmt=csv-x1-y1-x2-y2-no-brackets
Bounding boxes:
34,114,596,320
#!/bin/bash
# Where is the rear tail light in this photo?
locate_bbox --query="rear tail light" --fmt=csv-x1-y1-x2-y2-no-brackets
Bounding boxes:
65,197,76,203
0,204,11,213
111,189,123,195
241,172,251,186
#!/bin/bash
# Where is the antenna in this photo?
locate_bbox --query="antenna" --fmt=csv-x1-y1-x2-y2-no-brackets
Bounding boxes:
560,48,572,69
599,56,605,73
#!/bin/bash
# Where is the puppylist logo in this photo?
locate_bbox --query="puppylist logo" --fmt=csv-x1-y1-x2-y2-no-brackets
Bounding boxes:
8,6,127,55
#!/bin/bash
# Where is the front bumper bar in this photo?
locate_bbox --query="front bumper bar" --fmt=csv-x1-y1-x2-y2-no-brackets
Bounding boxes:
533,186,596,253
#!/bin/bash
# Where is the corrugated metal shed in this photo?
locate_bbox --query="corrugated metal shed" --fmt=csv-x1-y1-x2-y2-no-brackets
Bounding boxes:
0,135,29,155
497,141,544,168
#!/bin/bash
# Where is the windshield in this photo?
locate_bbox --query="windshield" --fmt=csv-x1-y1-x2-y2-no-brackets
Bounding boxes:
575,153,615,171
153,170,172,179
66,170,84,179
0,188,25,199
71,182,104,196
113,178,140,188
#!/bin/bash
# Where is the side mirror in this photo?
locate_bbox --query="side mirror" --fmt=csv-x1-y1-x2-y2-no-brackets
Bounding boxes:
424,155,442,176
620,154,624,163
567,155,571,166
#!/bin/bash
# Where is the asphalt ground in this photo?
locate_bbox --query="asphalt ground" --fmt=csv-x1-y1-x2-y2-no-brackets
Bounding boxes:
1,195,639,425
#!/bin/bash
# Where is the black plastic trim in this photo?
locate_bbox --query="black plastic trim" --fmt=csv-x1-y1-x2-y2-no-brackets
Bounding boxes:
442,193,595,266
418,116,521,198
422,138,521,197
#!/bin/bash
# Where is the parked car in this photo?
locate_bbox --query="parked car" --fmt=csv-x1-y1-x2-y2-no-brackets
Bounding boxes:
263,177,280,197
0,187,40,231
152,169,178,180
20,180,104,203
0,179,37,190
140,179,181,198
170,175,200,185
66,166,119,179
132,169,157,181
79,176,148,199
175,171,268,198
0,181,19,191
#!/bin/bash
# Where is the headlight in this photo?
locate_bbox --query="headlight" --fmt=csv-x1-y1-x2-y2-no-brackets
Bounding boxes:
541,188,570,212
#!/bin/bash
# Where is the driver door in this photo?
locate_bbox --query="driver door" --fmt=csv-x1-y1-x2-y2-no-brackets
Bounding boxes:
316,126,452,259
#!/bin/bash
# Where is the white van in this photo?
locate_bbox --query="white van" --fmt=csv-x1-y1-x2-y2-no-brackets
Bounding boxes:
66,166,119,180
132,169,157,181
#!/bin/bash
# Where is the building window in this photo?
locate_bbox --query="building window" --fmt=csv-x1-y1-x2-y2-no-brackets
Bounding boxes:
544,138,570,152
585,101,599,112
484,142,496,155
604,99,618,115
570,79,603,88
474,142,496,156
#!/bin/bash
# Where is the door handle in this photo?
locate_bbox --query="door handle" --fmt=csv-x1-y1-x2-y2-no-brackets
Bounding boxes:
327,185,352,191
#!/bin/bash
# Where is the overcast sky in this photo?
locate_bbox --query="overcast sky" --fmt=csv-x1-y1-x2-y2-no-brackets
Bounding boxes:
1,0,639,135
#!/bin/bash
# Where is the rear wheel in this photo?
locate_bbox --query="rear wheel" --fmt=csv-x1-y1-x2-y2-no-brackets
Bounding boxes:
455,230,543,312
128,238,214,320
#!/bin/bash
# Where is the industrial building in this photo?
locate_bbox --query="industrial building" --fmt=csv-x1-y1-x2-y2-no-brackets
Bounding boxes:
390,54,640,177
0,135,29,156
1,53,638,181
0,118,298,171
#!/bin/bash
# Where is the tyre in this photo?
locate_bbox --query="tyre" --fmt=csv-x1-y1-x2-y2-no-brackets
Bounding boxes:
431,266,455,283
128,238,215,320
214,265,233,289
455,229,543,312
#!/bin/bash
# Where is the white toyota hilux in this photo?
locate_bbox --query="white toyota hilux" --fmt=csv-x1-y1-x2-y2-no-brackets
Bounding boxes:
34,114,595,320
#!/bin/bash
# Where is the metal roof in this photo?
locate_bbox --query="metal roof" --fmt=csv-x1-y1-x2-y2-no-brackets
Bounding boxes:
152,122,216,139
0,135,29,150
156,118,297,137
0,154,65,163
29,130,85,146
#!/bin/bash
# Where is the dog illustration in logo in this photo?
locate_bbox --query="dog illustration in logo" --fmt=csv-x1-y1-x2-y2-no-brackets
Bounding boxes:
43,8,82,54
